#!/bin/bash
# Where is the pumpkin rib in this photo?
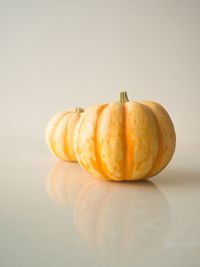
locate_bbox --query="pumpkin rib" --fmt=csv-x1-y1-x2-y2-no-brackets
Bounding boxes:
75,109,96,175
125,103,134,180
62,115,71,160
64,113,79,161
96,104,126,181
95,104,111,180
129,103,159,180
123,104,128,180
52,113,73,160
46,111,67,154
142,104,163,178
72,114,83,160
73,113,83,164
49,112,71,160
142,102,176,178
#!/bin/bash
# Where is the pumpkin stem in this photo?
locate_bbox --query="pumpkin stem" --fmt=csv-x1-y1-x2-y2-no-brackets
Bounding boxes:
119,91,129,103
74,107,84,113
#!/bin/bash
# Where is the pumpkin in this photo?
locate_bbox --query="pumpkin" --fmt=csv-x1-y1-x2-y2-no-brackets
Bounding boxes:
74,91,176,181
47,161,169,257
45,108,84,161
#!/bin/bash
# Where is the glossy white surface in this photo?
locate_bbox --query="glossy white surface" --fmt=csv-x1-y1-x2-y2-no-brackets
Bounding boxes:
1,139,199,267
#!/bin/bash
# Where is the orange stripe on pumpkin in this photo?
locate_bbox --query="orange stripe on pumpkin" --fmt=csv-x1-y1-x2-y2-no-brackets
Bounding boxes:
93,104,111,180
123,104,127,179
125,103,134,180
63,114,73,160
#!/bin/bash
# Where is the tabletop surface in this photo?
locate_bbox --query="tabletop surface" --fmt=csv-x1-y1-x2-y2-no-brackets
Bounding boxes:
1,139,200,267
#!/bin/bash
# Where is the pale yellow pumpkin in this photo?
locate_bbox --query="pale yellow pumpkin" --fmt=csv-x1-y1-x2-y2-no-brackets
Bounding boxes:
46,108,84,161
74,92,176,180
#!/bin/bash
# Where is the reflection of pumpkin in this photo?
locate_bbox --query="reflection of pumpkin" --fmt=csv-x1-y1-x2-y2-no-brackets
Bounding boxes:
47,161,94,206
47,161,170,256
46,108,84,161
74,91,176,181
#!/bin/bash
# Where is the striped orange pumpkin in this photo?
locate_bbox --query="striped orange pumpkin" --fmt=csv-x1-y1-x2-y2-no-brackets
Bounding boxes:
74,92,176,181
46,108,84,161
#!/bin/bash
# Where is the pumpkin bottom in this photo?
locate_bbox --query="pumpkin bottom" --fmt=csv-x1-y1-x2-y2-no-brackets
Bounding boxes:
79,158,171,181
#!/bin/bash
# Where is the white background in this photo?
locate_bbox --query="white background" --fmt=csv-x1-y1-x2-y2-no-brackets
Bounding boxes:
1,0,200,142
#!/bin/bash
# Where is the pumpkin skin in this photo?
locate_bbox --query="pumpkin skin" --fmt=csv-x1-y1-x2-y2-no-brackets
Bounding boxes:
47,161,169,257
74,92,176,181
46,108,84,161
